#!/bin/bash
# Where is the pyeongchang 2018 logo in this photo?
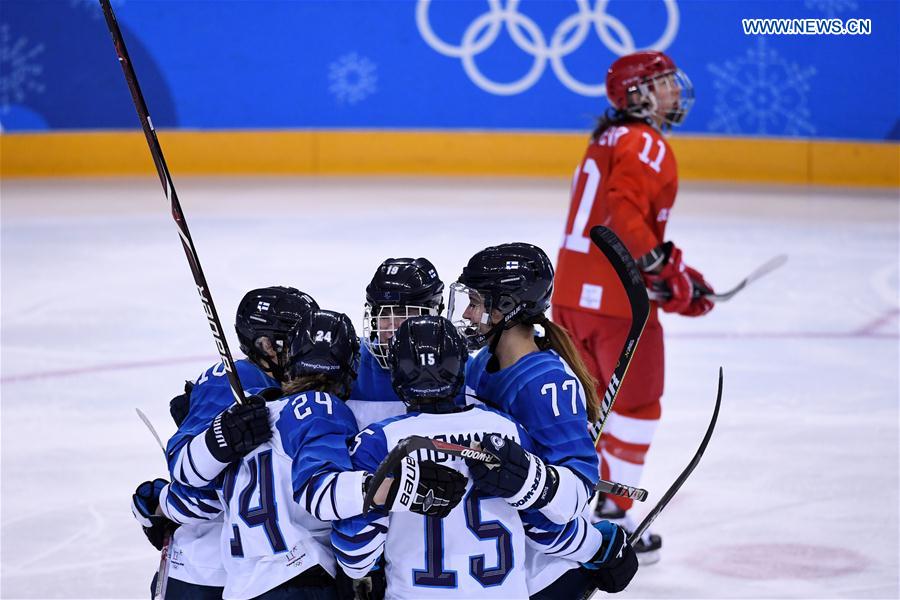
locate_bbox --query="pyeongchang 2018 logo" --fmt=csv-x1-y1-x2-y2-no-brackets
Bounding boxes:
415,0,680,97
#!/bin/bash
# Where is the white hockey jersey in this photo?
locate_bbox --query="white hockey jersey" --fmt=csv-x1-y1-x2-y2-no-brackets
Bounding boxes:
334,405,538,600
161,392,362,600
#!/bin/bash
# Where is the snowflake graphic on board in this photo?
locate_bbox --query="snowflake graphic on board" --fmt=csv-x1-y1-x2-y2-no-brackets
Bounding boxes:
707,38,817,136
0,24,45,114
804,0,858,18
328,52,378,105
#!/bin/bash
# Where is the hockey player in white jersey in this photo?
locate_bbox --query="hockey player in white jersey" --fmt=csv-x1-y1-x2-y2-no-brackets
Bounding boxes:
131,286,318,599
146,309,468,600
334,315,586,599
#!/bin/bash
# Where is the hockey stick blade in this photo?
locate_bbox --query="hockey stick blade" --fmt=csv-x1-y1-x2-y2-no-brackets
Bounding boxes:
135,408,166,454
588,226,650,443
649,254,787,303
628,367,723,544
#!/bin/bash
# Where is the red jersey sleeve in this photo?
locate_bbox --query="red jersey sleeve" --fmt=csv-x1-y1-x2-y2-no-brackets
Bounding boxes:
604,129,666,259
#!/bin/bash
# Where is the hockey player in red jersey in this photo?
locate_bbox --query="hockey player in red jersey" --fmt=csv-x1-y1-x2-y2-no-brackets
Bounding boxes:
552,51,714,564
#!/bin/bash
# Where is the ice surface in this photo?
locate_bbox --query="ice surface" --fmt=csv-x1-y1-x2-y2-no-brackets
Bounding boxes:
1,176,897,599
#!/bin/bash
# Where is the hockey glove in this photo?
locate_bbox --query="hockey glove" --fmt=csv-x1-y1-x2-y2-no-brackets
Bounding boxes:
372,458,467,518
131,478,176,551
640,242,693,314
466,433,559,510
681,266,714,317
203,397,272,464
582,521,638,593
169,380,194,427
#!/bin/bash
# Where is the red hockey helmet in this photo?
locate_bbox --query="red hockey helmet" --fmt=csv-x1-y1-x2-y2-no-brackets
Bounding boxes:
606,51,694,128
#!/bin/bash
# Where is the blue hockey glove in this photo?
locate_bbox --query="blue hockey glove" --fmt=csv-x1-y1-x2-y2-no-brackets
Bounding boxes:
582,520,638,593
465,433,558,510
131,478,175,551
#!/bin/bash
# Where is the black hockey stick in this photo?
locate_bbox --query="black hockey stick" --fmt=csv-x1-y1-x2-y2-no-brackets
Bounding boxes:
628,367,723,544
581,370,723,600
361,435,648,514
648,254,787,303
100,0,245,405
587,226,651,443
361,436,498,513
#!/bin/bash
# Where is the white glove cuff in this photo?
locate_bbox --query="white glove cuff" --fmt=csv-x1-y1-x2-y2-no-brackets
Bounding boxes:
388,455,421,513
507,451,548,510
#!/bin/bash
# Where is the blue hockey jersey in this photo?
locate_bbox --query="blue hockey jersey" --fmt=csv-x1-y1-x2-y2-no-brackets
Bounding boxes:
160,388,366,599
465,347,602,593
166,359,278,485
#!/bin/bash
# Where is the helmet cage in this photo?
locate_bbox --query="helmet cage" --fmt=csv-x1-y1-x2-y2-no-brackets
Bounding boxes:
624,68,694,129
363,303,440,369
447,281,525,351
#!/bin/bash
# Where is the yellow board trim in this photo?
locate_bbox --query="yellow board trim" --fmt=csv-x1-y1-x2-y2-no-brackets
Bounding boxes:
2,130,897,187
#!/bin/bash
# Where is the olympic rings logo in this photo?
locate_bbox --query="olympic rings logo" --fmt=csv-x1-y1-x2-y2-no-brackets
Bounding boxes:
415,0,680,97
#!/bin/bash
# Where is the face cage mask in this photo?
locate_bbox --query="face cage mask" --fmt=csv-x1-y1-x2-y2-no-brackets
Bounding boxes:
362,304,439,369
626,68,695,129
447,282,500,351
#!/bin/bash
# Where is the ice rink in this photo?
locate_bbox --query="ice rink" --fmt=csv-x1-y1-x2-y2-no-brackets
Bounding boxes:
1,175,898,599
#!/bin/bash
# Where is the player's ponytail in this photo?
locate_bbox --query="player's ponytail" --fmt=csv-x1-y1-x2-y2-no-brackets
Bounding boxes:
591,108,645,142
535,317,600,423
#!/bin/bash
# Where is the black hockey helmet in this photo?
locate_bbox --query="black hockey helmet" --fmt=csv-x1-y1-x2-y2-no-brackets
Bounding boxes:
388,316,467,410
364,257,445,370
447,243,554,350
235,286,319,380
286,309,360,399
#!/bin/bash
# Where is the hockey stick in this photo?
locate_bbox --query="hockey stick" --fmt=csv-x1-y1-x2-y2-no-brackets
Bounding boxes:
648,254,787,303
581,370,723,600
628,367,723,544
362,435,648,513
587,226,651,443
133,408,172,600
135,408,165,453
100,0,245,405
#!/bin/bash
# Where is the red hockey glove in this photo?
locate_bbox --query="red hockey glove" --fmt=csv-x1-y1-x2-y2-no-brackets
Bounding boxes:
681,266,714,317
641,242,693,314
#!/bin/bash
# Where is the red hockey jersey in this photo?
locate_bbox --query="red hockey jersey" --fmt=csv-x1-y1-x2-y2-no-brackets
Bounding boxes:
553,122,678,322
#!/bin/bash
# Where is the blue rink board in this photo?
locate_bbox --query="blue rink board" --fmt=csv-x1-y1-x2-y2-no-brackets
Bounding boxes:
1,0,897,140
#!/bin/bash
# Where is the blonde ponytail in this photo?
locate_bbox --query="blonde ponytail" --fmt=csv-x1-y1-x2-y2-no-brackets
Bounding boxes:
536,318,600,423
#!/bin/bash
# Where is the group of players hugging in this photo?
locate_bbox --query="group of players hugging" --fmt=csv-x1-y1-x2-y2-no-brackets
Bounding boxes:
131,50,712,600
